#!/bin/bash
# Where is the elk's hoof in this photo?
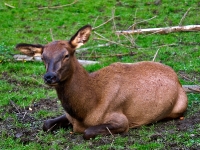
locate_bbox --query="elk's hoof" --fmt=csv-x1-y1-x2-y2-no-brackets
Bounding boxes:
43,120,54,132
83,129,96,140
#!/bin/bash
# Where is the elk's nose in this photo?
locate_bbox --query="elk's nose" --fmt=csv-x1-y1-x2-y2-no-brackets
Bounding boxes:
44,72,57,84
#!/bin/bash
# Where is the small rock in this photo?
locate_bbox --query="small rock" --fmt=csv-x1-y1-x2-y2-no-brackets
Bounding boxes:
154,0,162,5
190,134,195,137
15,132,23,138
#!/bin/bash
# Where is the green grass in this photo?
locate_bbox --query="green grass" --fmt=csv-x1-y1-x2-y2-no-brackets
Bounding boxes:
0,0,200,149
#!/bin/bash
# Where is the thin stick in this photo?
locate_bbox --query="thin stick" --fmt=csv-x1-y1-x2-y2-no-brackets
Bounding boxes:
22,112,27,120
120,34,136,47
179,74,200,86
106,127,114,138
77,43,112,52
50,28,55,41
112,8,117,31
10,100,20,113
92,16,116,30
79,51,136,59
134,8,138,18
38,0,77,9
94,31,134,48
129,8,138,30
106,127,115,150
93,16,99,27
152,48,160,62
31,77,49,88
128,16,157,30
4,3,15,8
94,37,134,49
179,7,191,26
47,124,57,132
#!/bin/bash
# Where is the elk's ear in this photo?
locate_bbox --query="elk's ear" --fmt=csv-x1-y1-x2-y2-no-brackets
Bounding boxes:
15,43,44,56
69,25,92,49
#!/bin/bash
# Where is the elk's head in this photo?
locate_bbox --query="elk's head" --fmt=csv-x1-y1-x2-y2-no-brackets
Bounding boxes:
16,25,92,86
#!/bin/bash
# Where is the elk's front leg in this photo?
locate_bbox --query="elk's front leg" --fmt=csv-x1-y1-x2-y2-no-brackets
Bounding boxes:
43,114,71,132
83,113,129,140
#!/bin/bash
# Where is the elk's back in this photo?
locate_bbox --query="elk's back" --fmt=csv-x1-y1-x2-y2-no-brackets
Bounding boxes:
90,61,186,127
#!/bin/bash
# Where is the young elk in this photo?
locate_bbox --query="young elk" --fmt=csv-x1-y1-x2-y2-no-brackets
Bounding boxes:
16,25,187,140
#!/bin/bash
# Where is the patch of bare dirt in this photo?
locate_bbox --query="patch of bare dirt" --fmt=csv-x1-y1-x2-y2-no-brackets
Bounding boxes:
1,68,200,149
0,98,200,149
0,98,62,144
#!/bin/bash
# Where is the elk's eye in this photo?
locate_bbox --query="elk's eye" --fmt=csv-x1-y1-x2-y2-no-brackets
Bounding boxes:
64,54,69,59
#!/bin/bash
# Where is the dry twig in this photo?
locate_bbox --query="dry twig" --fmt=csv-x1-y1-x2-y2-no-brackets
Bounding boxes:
47,124,57,132
38,0,77,9
152,48,160,62
92,16,116,30
106,127,114,138
10,100,20,113
112,8,117,31
31,77,49,88
94,31,135,48
50,28,55,41
79,51,136,59
106,127,115,149
77,43,112,52
179,7,191,26
128,16,157,30
93,16,99,27
4,3,15,8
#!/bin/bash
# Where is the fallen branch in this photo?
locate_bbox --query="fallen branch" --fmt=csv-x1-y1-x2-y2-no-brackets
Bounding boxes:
182,85,200,93
77,60,99,66
13,54,99,66
38,0,77,9
116,25,200,35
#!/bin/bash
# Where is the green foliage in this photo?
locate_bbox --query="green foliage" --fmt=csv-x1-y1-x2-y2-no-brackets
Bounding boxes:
0,0,200,149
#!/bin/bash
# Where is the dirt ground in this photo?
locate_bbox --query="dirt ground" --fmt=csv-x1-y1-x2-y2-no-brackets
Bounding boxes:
0,97,200,149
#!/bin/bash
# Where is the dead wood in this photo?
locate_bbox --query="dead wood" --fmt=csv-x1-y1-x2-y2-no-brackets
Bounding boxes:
116,25,200,35
182,85,200,93
13,54,99,66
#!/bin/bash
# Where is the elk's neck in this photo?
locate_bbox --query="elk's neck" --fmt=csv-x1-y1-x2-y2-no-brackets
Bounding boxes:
55,61,95,121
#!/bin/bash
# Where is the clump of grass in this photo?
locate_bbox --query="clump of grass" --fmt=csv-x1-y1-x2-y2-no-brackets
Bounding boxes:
0,0,200,149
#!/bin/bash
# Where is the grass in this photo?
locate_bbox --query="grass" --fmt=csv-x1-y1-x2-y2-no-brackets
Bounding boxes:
0,0,200,149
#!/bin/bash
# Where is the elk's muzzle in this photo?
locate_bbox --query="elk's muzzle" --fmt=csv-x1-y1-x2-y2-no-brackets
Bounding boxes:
44,72,59,85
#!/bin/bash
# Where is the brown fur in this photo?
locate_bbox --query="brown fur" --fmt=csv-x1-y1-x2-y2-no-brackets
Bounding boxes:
16,25,188,139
